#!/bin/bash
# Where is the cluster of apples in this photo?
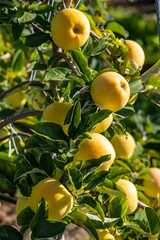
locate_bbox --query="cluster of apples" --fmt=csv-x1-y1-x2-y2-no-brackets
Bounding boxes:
14,7,159,240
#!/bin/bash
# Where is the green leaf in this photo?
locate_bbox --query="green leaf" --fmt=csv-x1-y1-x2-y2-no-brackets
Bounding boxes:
45,67,72,81
12,22,24,41
32,122,69,142
84,171,109,191
81,155,111,178
67,101,81,138
0,158,16,183
86,213,119,229
145,73,160,87
27,61,47,71
31,220,67,239
25,32,50,47
79,196,105,222
91,39,107,56
18,11,36,23
108,166,130,180
141,59,160,84
84,109,112,132
71,50,92,80
129,78,143,97
69,209,99,240
15,167,47,181
0,225,23,240
29,4,54,14
39,153,56,177
0,109,16,120
123,220,150,236
107,21,128,38
17,207,35,226
145,207,160,235
11,49,25,72
30,198,48,231
116,103,135,118
65,167,83,191
108,196,128,218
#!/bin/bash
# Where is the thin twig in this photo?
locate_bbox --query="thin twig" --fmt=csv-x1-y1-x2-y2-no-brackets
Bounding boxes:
31,22,45,33
0,80,45,100
62,0,67,9
0,132,31,143
140,92,160,104
57,48,80,76
57,233,65,240
0,193,16,204
0,110,42,129
90,30,112,56
74,0,81,9
138,200,149,209
68,0,73,8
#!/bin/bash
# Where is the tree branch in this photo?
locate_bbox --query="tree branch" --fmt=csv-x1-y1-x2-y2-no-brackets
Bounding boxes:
0,80,45,100
57,48,81,76
57,233,65,240
0,132,31,142
0,110,42,129
0,193,16,204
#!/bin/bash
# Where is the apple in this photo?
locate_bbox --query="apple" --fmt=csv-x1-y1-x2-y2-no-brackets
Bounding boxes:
73,133,116,172
42,102,73,135
89,229,115,240
125,40,145,69
33,92,46,111
90,72,130,112
116,179,138,214
143,168,160,198
110,132,136,159
29,178,74,221
90,114,113,133
51,8,90,50
5,91,27,108
16,195,30,215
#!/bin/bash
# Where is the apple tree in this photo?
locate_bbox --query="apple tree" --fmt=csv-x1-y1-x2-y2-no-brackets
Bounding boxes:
0,0,160,240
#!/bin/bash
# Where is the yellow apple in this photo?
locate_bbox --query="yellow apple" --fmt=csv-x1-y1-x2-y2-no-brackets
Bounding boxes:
125,40,145,69
29,178,74,221
90,114,113,133
42,102,73,135
89,229,115,240
5,91,27,108
110,132,136,159
143,168,160,198
51,8,90,50
116,179,138,214
0,128,9,145
90,72,130,112
73,133,116,172
16,195,30,215
33,92,46,111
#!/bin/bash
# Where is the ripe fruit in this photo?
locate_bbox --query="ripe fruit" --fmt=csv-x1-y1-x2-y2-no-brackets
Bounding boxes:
125,40,145,69
42,102,73,135
116,179,138,214
89,229,115,240
33,92,46,111
90,114,113,133
30,178,74,221
5,91,27,108
51,8,90,50
16,195,30,215
110,132,136,159
0,128,9,145
143,168,160,198
90,72,130,112
73,133,116,171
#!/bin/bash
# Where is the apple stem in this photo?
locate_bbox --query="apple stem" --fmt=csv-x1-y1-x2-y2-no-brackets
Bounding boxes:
0,80,45,100
0,110,42,129
138,200,149,209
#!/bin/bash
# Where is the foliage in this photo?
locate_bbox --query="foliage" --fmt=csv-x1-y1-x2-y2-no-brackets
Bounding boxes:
0,0,159,240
